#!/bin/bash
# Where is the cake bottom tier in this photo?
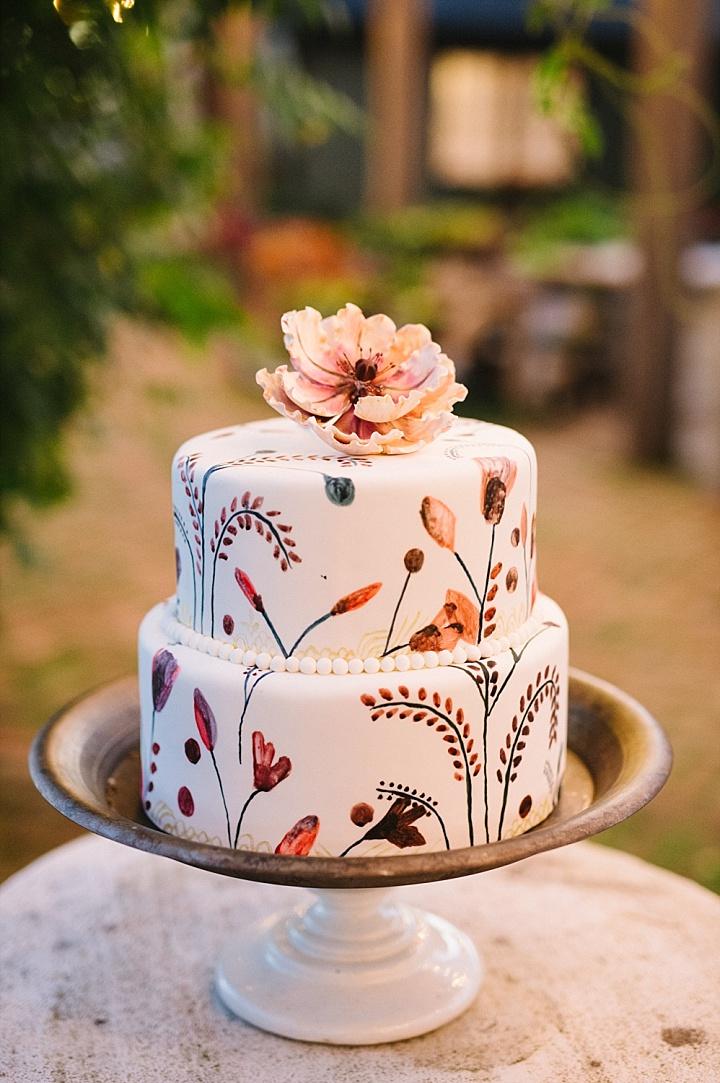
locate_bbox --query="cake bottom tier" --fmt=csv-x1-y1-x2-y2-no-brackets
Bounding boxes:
139,596,568,856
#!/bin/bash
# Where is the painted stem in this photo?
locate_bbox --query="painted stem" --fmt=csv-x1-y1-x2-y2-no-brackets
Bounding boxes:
454,551,483,608
339,836,366,858
173,508,197,628
382,640,411,656
210,749,232,847
233,788,261,849
150,709,157,751
237,668,273,764
488,627,549,717
374,701,474,846
376,787,451,849
382,571,411,656
497,679,555,840
523,541,530,618
182,457,205,633
260,608,289,658
210,508,293,637
288,611,332,657
477,523,496,643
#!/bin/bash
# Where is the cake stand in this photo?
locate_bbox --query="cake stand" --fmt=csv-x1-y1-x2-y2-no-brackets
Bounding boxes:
29,668,671,1046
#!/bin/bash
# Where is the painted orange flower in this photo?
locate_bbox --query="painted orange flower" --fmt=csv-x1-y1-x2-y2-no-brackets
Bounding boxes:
275,815,319,856
476,457,517,525
331,581,382,615
257,303,466,455
409,589,480,651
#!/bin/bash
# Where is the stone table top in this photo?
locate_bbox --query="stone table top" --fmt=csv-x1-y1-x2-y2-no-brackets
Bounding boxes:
1,836,718,1083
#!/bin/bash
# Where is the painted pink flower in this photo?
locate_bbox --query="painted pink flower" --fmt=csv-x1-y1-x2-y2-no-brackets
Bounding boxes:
252,731,291,791
275,815,320,856
256,303,467,455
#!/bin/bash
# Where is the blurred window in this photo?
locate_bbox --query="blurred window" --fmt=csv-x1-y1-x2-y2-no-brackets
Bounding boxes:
429,51,576,188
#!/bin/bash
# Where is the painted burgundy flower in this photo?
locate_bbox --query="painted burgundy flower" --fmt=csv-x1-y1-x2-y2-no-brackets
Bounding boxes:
420,495,456,550
252,730,291,791
331,581,382,616
193,688,217,751
476,457,518,525
409,589,479,652
234,568,263,612
151,649,180,713
363,797,426,849
275,815,320,856
257,303,467,455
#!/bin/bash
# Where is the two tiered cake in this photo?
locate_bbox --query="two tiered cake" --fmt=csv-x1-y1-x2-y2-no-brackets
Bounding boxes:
139,305,568,856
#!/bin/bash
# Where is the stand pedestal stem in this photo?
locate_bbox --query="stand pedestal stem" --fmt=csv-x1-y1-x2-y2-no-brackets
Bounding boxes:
215,886,483,1045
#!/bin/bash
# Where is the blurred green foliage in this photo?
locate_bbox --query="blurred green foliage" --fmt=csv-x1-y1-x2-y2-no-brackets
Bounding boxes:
0,0,358,534
510,189,627,273
355,202,506,257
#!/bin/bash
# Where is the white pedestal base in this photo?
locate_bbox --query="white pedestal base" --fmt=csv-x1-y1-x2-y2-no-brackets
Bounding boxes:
214,887,483,1045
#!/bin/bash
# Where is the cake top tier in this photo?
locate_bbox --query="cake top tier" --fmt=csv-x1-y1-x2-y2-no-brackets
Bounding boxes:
172,416,538,666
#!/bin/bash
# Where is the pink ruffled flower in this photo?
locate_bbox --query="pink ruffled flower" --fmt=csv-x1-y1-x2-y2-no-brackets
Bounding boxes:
256,303,467,455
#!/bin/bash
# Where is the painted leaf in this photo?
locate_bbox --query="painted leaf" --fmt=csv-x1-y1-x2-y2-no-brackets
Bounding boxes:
420,496,456,550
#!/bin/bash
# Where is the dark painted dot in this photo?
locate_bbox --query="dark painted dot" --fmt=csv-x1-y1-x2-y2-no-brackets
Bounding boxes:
506,567,519,593
184,738,201,764
178,786,195,817
223,614,235,635
148,781,154,792
511,528,520,547
519,794,533,818
323,475,355,506
144,800,151,811
350,802,374,827
152,742,160,755
150,762,157,774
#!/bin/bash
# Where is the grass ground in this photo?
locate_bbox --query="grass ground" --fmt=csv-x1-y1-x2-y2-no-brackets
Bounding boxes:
1,319,718,889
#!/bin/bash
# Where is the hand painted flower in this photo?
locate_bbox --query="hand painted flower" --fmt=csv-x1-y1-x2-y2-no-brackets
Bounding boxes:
275,815,320,856
420,496,456,550
409,589,480,651
331,581,382,616
363,797,426,849
151,649,180,713
256,303,467,455
234,568,263,612
193,688,217,752
252,730,291,791
476,457,518,525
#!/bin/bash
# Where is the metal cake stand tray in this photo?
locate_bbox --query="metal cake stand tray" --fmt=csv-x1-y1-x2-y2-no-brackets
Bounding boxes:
30,668,671,1046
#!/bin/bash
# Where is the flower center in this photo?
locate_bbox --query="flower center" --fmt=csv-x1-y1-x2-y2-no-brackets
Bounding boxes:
348,353,383,404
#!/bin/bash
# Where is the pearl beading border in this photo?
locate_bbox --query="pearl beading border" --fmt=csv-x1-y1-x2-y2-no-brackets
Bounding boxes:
161,601,542,675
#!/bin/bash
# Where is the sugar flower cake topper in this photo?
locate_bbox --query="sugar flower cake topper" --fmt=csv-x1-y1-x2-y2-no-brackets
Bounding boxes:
256,303,467,455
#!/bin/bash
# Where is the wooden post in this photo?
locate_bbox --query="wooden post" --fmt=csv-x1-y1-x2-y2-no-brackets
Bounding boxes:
208,9,267,215
627,0,712,463
364,0,431,211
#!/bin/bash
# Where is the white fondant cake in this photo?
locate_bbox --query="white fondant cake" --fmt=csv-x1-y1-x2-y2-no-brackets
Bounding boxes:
139,416,568,856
